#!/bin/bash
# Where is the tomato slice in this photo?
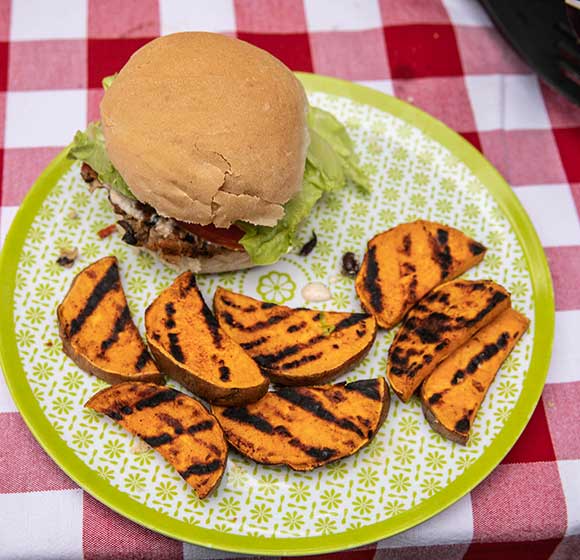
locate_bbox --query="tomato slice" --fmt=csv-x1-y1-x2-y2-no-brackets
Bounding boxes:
178,221,245,251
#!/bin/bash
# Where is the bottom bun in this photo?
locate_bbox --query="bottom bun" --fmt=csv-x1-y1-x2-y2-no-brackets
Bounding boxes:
150,246,255,274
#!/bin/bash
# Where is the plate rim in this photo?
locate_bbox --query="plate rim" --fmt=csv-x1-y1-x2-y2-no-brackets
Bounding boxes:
0,73,555,555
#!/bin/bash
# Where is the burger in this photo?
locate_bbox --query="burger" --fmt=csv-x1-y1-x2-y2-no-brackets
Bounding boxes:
68,32,369,273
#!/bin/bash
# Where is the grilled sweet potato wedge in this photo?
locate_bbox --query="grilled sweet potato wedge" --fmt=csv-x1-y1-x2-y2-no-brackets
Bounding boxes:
421,308,529,444
57,256,162,385
387,279,511,402
213,287,377,385
356,221,487,328
212,377,389,471
145,273,268,406
86,382,227,498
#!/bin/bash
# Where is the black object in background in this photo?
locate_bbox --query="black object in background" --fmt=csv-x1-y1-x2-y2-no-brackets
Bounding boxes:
480,0,580,105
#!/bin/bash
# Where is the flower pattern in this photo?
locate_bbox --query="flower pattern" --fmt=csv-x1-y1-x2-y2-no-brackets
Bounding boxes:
256,271,296,304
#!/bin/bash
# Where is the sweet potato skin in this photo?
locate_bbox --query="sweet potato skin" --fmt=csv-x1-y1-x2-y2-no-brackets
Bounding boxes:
213,287,377,386
57,256,163,385
387,279,511,402
356,221,486,328
212,377,390,471
86,382,227,498
421,308,529,444
145,273,268,406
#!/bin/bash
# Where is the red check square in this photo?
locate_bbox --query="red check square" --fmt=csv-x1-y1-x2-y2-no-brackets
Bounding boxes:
460,131,482,152
82,492,182,560
2,147,61,206
88,38,156,89
310,29,390,81
8,40,86,91
471,462,567,543
0,42,7,92
545,246,580,311
464,539,563,560
234,0,307,33
479,130,567,186
378,0,450,26
553,128,580,183
393,76,476,132
543,381,580,460
0,2,10,41
88,0,160,38
237,32,313,72
502,399,556,464
87,88,104,124
385,25,463,79
455,26,528,75
375,544,469,559
0,412,77,493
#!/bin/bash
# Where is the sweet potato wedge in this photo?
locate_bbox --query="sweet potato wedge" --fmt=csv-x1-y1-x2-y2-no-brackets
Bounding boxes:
213,378,389,471
213,287,377,385
421,308,529,444
356,221,487,328
145,273,268,406
387,279,511,402
86,382,227,498
57,256,162,385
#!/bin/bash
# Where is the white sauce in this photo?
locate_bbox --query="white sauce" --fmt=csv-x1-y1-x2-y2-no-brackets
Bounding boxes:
109,189,146,221
301,282,332,302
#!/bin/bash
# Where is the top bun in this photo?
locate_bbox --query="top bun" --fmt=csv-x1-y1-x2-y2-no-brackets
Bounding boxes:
100,32,309,227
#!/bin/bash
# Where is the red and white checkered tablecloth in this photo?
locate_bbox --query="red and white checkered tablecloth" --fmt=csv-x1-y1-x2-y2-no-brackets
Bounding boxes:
1,1,579,558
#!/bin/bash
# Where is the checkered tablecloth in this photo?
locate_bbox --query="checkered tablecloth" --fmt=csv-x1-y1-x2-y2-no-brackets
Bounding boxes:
1,0,579,558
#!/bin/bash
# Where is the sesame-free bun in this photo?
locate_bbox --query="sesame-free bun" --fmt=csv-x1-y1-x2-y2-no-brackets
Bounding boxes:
100,32,309,228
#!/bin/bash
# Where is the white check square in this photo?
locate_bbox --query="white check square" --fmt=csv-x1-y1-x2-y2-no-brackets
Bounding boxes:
160,0,236,34
504,75,551,130
515,184,580,247
304,0,382,31
442,0,492,26
10,0,87,40
357,80,394,96
547,311,580,384
465,75,502,131
0,490,83,559
557,460,580,535
5,90,86,149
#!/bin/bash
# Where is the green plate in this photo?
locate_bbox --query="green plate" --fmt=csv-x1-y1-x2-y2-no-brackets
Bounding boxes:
0,74,554,555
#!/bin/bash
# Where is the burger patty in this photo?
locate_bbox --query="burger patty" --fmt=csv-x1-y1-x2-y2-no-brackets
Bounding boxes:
80,164,236,264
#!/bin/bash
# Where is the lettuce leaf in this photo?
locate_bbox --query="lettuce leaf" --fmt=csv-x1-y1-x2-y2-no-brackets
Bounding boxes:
239,106,370,265
67,122,136,200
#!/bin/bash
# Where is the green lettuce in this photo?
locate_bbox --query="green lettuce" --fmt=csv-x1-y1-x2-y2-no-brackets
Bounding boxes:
239,106,370,264
67,122,135,200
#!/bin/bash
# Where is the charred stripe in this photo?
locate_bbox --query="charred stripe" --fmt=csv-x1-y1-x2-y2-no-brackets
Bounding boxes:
187,420,214,434
100,305,131,354
364,245,383,312
254,345,301,368
219,295,256,313
280,353,322,370
469,242,486,256
201,303,222,347
69,262,120,337
135,389,178,410
158,413,185,435
455,416,471,433
333,313,369,332
287,321,307,333
288,437,337,462
402,234,412,255
344,379,381,401
275,388,364,437
240,336,269,350
168,332,185,363
143,433,173,447
464,291,508,328
223,312,290,333
221,406,275,434
180,459,223,478
219,366,231,382
135,349,152,371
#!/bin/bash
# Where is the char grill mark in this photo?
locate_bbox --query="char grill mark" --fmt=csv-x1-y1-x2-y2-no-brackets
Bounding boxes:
219,366,231,382
240,336,269,350
275,387,364,437
143,433,173,447
165,302,176,329
222,406,276,434
219,294,256,313
135,389,179,410
287,322,307,333
168,332,185,363
180,459,223,478
220,311,290,332
201,303,222,347
364,245,383,312
281,353,323,370
187,420,214,434
464,291,508,328
450,332,511,386
69,262,120,337
402,234,412,255
430,228,453,280
100,305,131,354
343,379,381,401
455,416,470,433
469,242,486,256
135,349,152,371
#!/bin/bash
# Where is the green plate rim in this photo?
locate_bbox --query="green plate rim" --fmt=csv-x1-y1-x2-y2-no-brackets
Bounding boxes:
0,73,555,556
